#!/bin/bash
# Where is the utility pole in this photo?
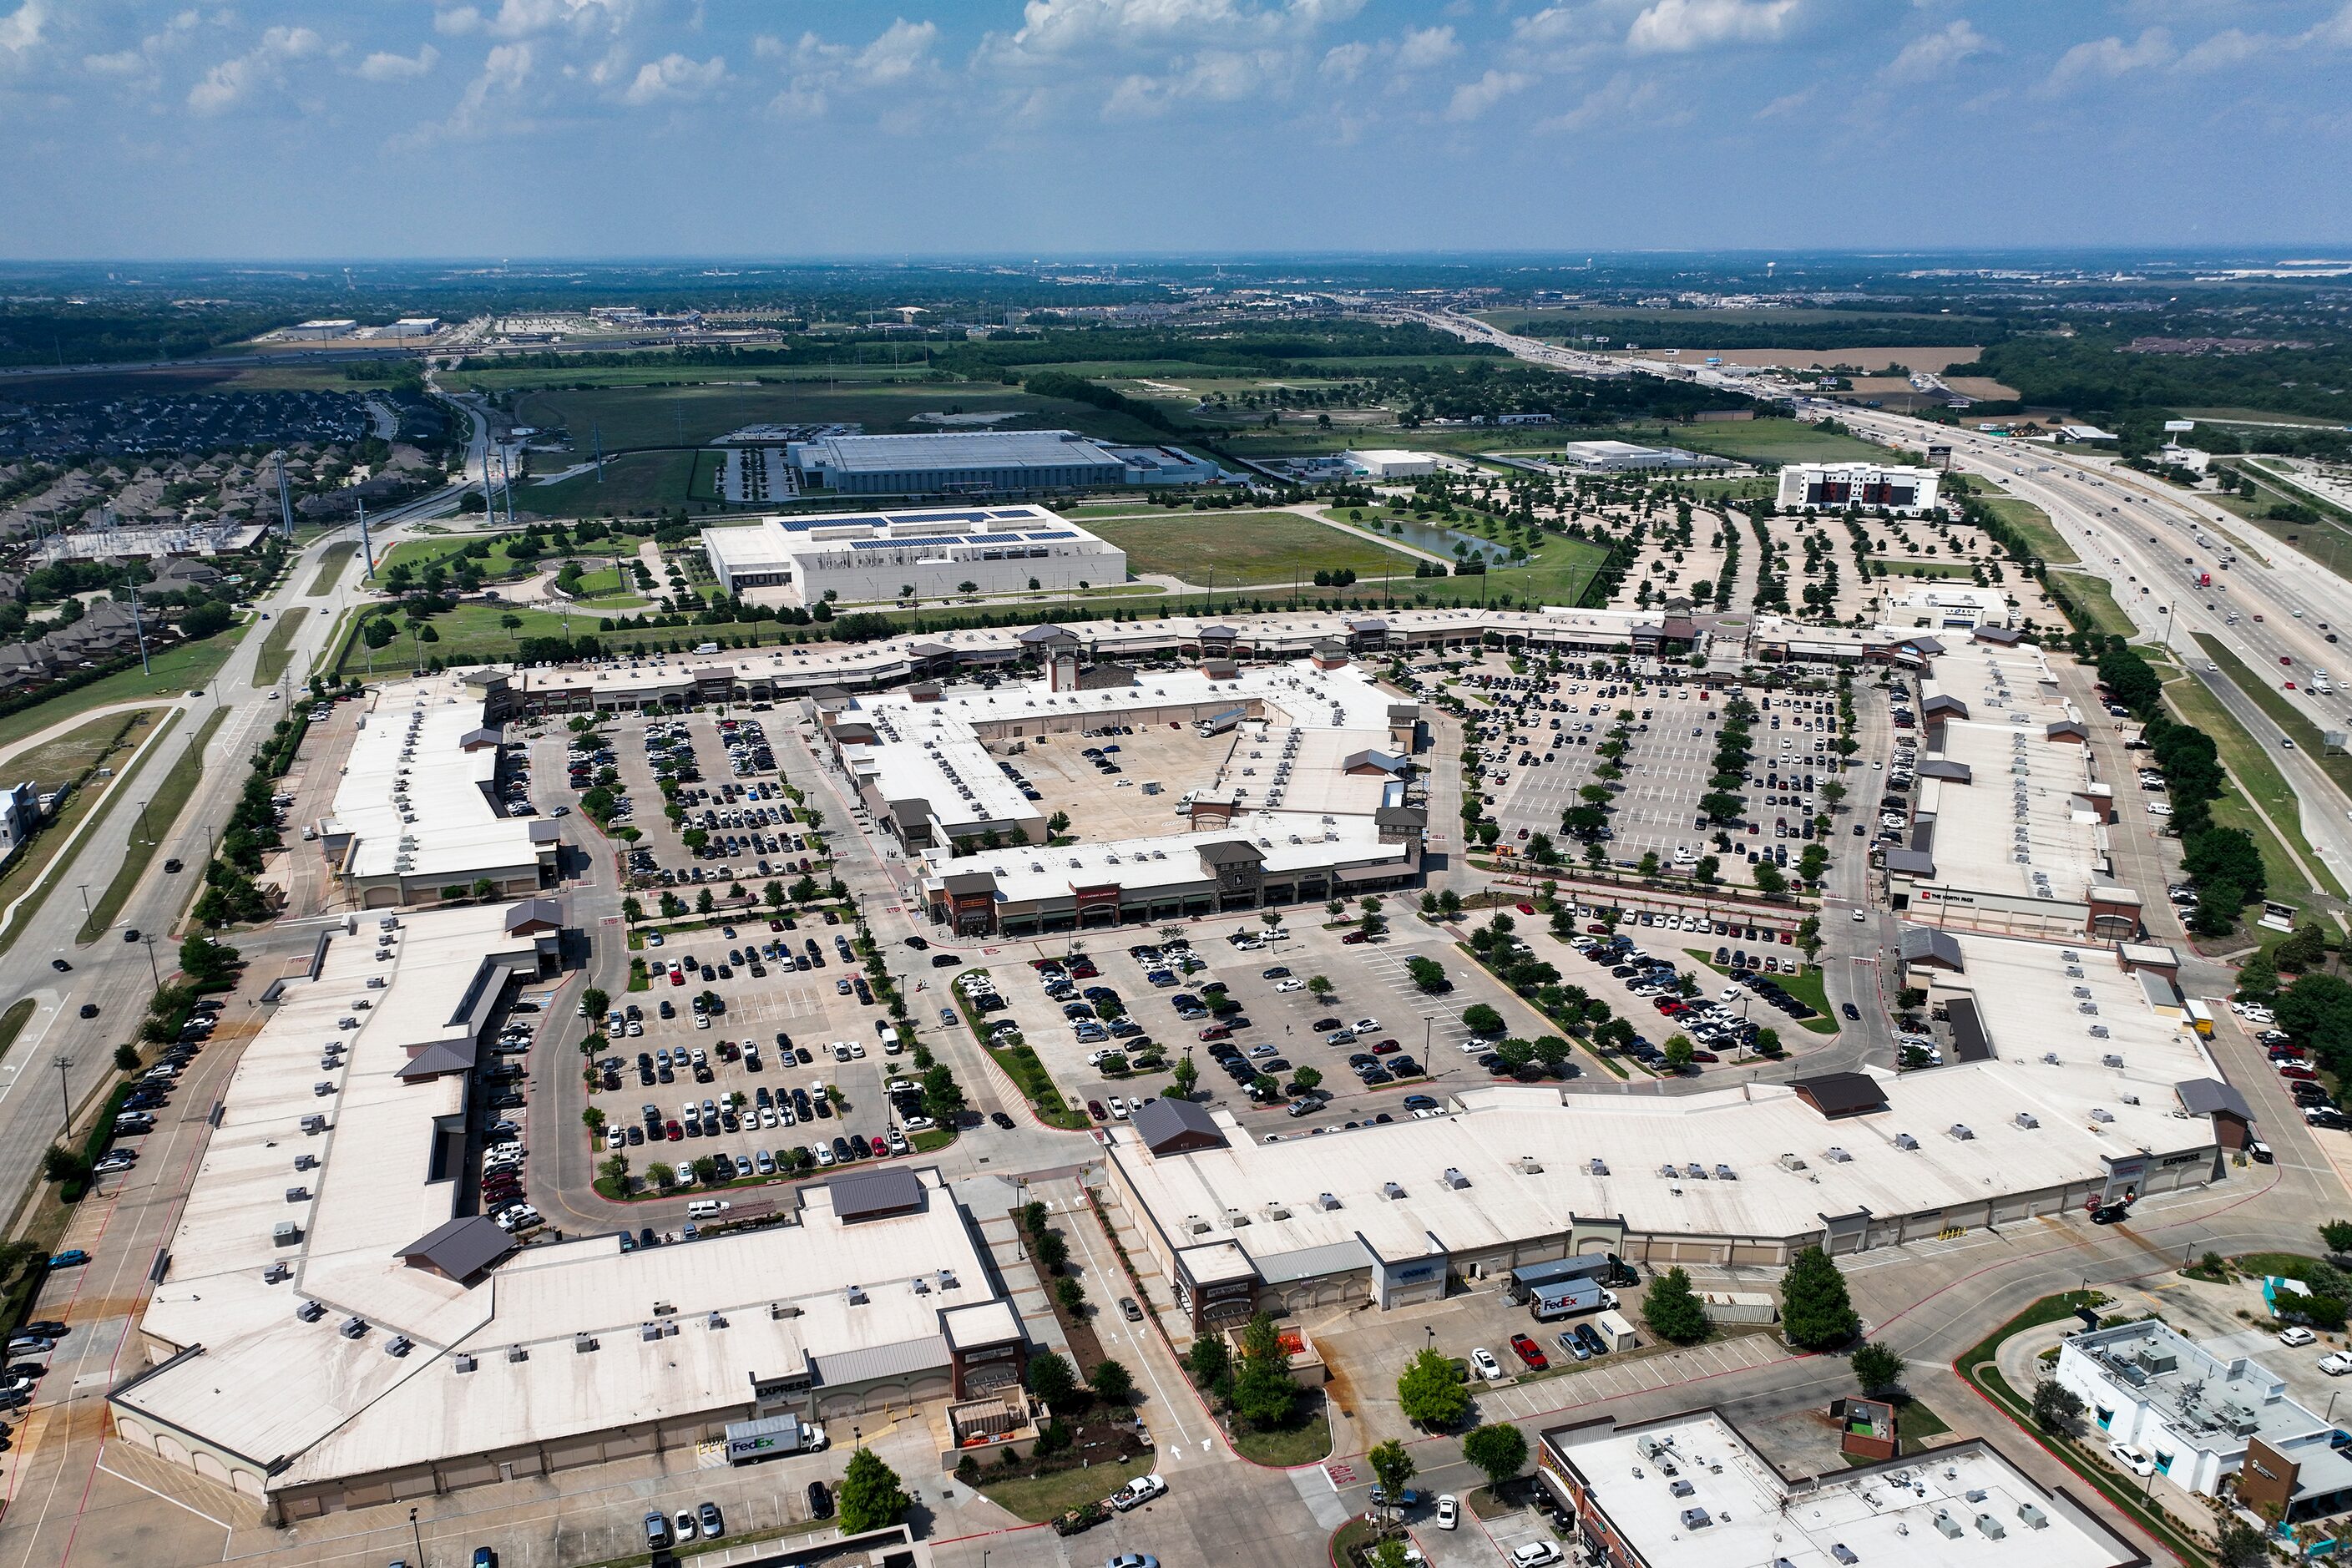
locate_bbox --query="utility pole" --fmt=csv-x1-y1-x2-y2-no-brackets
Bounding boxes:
275,450,296,541
54,1055,72,1140
357,497,375,579
126,587,150,673
141,933,161,989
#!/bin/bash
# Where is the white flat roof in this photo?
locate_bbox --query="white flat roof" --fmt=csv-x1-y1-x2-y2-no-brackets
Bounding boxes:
1915,644,2107,900
332,679,543,882
1113,930,2220,1262
122,904,1014,1490
1550,1414,2137,1568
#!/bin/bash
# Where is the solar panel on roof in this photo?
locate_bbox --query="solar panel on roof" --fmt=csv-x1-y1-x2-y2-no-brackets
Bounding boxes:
1024,531,1077,540
964,533,1021,544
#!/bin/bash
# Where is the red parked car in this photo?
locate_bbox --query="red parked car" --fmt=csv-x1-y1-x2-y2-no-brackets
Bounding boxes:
1515,903,1535,916
2281,1064,2319,1081
1510,1333,1550,1371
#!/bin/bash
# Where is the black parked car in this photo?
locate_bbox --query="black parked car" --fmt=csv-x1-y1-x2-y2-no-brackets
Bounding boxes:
807,1480,832,1520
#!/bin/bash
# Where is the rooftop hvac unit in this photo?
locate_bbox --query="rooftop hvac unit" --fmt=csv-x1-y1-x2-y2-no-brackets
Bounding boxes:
1262,1201,1292,1222
1934,1512,1965,1540
1381,1181,1407,1200
1778,1153,1808,1172
285,1185,311,1202
262,1259,291,1282
768,1302,801,1320
2016,1112,2040,1129
846,1284,868,1305
1685,1163,1710,1180
1832,1546,1860,1565
1317,1192,1343,1211
1442,1168,1471,1190
1659,1163,1681,1179
2090,1107,2115,1123
2077,1002,2099,1015
1514,1156,1544,1176
1825,1146,1854,1163
453,1353,477,1373
385,1336,413,1358
1220,1207,1251,1228
640,1323,661,1342
296,1299,326,1323
1949,1125,1975,1141
2121,1093,2140,1105
2089,1024,2111,1039
2066,965,2085,978
2102,1054,2125,1069
574,1333,597,1353
2071,985,2092,999
1894,1133,1921,1151
2041,1052,2061,1065
2061,950,2079,962
2017,1504,2049,1530
340,1316,368,1339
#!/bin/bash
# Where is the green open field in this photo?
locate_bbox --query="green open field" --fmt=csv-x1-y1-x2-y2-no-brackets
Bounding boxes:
1621,418,1892,467
2161,670,2341,908
2043,569,2138,639
1975,495,2076,565
524,449,698,519
0,632,239,755
1085,512,1420,586
505,378,1171,453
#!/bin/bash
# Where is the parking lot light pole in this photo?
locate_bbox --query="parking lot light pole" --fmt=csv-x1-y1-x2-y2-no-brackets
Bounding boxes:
409,1505,424,1567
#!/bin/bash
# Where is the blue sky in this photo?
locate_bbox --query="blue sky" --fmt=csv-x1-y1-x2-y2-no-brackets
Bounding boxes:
2,0,2347,259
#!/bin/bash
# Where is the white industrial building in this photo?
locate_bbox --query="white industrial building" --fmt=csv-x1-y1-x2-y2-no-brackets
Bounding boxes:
700,503,1126,607
109,900,1030,1522
2055,1320,2352,1518
1886,584,2015,630
1341,448,1443,479
787,429,1135,497
316,676,559,908
1538,1411,2147,1568
1558,439,1717,473
285,319,357,340
1778,462,1942,514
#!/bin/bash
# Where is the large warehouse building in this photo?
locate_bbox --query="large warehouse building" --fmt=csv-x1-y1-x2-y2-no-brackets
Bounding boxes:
701,503,1127,606
786,429,1211,498
109,901,1029,1521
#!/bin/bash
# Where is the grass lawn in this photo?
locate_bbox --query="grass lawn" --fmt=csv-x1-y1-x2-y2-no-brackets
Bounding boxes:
0,633,238,755
0,711,161,952
1974,495,2076,565
1871,559,1981,579
254,606,310,686
306,540,357,595
1592,417,1892,467
0,999,33,1066
0,706,180,956
1684,950,1839,1034
2043,569,2138,640
2195,634,2352,802
524,448,700,520
1231,1395,1333,1466
78,707,221,942
974,1453,1153,1523
374,531,584,585
2162,670,2343,904
1084,511,1421,586
7,708,159,792
2233,1252,2326,1278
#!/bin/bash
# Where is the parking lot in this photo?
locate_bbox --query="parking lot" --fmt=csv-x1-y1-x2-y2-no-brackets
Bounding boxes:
1465,659,1853,890
1004,722,1240,841
600,913,935,1193
958,908,1541,1134
543,706,827,898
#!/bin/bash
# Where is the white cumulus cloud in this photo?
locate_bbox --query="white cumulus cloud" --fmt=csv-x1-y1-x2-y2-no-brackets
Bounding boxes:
1444,67,1530,121
621,49,726,104
1395,25,1459,70
2043,26,2173,91
1627,0,1798,54
1882,19,1991,82
438,0,631,39
0,0,43,58
188,25,328,114
360,43,440,81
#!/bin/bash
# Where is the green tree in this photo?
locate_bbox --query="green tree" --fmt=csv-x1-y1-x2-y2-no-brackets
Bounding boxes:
1368,1439,1417,1509
1662,1034,1695,1070
1753,860,1788,896
1033,1231,1070,1273
1641,1265,1711,1344
2218,1515,2269,1568
579,986,609,1020
1396,1346,1471,1429
1025,1349,1079,1407
2324,1221,2352,1259
1169,1053,1200,1098
645,1161,675,1190
1308,974,1336,1001
1090,1358,1135,1404
1055,1274,1087,1315
1232,1312,1298,1427
1289,1065,1323,1095
581,1106,606,1140
921,1063,964,1120
1462,1422,1530,1488
1462,1003,1504,1034
1779,1246,1862,1349
1186,1333,1233,1401
40,1145,89,1185
1850,1342,1904,1393
1407,956,1449,992
114,1042,142,1073
837,1447,912,1534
